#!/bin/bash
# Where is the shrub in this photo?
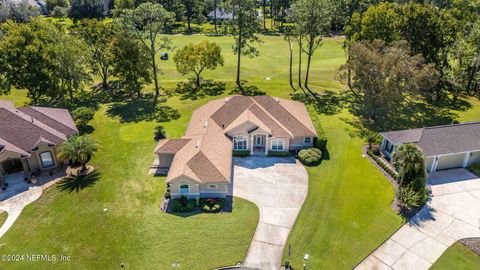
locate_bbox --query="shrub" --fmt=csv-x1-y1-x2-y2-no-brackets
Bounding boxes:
51,6,68,18
298,148,322,166
200,198,225,213
371,145,381,156
153,126,166,141
172,196,196,212
367,150,399,180
164,191,170,199
469,163,480,176
72,107,95,128
396,185,423,208
268,151,291,157
233,150,250,157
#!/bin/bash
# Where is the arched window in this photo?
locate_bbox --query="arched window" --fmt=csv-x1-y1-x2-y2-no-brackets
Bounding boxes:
180,184,189,194
40,151,54,168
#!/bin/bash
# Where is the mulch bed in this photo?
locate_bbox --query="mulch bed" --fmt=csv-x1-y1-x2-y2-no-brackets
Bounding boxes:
460,237,480,256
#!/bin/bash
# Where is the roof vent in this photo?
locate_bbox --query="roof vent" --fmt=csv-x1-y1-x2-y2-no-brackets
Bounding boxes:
31,117,34,123
203,121,208,128
195,140,201,148
275,97,279,102
224,97,230,103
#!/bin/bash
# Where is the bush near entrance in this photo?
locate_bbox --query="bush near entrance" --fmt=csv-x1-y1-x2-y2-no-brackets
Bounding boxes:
298,148,322,166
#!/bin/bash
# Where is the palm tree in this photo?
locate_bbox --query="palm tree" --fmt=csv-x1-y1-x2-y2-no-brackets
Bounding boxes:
393,144,426,187
57,135,99,173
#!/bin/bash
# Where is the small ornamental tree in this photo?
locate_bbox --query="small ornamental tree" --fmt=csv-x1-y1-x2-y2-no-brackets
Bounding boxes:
57,135,99,172
173,41,224,89
72,107,95,129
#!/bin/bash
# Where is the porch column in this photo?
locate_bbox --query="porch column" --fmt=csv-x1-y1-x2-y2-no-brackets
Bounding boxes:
250,136,254,155
463,152,471,168
264,137,269,155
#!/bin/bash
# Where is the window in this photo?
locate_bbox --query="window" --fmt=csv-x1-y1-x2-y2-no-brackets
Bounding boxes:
180,184,189,194
385,140,394,153
207,184,218,189
40,151,54,168
233,136,247,150
271,139,284,151
304,137,312,144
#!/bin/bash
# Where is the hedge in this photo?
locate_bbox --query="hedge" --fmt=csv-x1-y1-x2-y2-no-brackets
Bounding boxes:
298,148,322,166
172,196,197,212
233,150,250,157
367,150,399,180
307,105,328,152
268,151,291,157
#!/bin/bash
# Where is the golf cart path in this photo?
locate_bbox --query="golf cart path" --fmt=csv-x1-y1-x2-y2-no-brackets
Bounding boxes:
233,156,309,270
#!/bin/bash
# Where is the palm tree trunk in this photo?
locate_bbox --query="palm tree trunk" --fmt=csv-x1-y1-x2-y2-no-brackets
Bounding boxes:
236,23,245,95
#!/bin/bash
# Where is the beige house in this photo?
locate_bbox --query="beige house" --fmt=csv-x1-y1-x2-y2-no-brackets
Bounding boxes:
154,96,318,199
0,100,78,182
380,121,480,173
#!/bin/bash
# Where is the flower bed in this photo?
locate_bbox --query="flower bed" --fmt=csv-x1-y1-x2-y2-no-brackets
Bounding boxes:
367,150,399,180
200,198,225,213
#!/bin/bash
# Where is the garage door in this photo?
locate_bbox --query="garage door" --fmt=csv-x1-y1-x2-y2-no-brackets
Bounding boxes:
436,153,466,171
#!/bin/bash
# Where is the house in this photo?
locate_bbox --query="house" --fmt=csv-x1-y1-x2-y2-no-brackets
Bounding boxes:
380,121,480,173
207,8,233,21
154,95,318,199
1,0,47,15
0,100,78,181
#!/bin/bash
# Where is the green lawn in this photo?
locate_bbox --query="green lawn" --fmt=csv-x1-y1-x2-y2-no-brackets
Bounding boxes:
0,211,7,228
431,242,480,270
1,33,479,269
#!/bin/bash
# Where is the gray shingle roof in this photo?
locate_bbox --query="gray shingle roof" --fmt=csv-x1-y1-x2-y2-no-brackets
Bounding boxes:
381,122,480,156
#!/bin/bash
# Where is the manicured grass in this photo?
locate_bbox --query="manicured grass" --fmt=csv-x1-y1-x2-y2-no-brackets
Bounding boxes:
431,242,480,270
0,211,7,228
0,97,259,269
1,33,479,269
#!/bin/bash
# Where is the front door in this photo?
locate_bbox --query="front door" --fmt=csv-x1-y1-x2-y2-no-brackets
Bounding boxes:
1,159,24,174
254,135,265,147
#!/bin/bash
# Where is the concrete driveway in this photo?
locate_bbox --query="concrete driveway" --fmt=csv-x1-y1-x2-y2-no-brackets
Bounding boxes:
356,168,480,270
233,156,308,270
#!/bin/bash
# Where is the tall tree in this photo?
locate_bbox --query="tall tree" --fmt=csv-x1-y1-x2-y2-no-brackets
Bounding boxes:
173,41,224,88
51,32,92,103
341,40,439,123
111,30,152,98
68,0,105,22
73,19,115,90
182,0,204,31
0,20,58,103
229,0,261,95
118,3,175,100
289,0,333,96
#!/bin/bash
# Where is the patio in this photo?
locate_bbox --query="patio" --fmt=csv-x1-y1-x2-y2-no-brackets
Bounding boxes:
0,169,66,201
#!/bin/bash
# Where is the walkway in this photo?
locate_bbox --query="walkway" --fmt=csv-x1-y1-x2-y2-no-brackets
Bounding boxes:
356,169,480,270
0,186,42,238
233,156,309,270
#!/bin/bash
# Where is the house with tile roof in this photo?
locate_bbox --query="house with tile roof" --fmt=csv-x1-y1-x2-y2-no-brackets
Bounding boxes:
153,96,317,199
380,121,480,172
0,100,78,181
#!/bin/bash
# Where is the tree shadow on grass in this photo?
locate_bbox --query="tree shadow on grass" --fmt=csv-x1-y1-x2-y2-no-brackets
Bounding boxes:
229,81,266,96
57,170,101,193
347,97,462,132
290,90,350,115
106,95,180,123
176,79,226,100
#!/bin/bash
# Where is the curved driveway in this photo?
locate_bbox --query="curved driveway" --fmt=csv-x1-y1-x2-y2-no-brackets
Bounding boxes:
233,156,309,270
356,169,480,270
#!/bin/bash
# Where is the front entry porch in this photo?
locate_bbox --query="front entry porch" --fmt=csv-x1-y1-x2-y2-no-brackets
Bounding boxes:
250,134,267,156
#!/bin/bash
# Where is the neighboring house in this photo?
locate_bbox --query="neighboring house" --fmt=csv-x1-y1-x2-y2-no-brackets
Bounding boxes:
0,100,78,181
380,121,480,173
154,95,317,199
1,0,47,14
207,8,233,21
